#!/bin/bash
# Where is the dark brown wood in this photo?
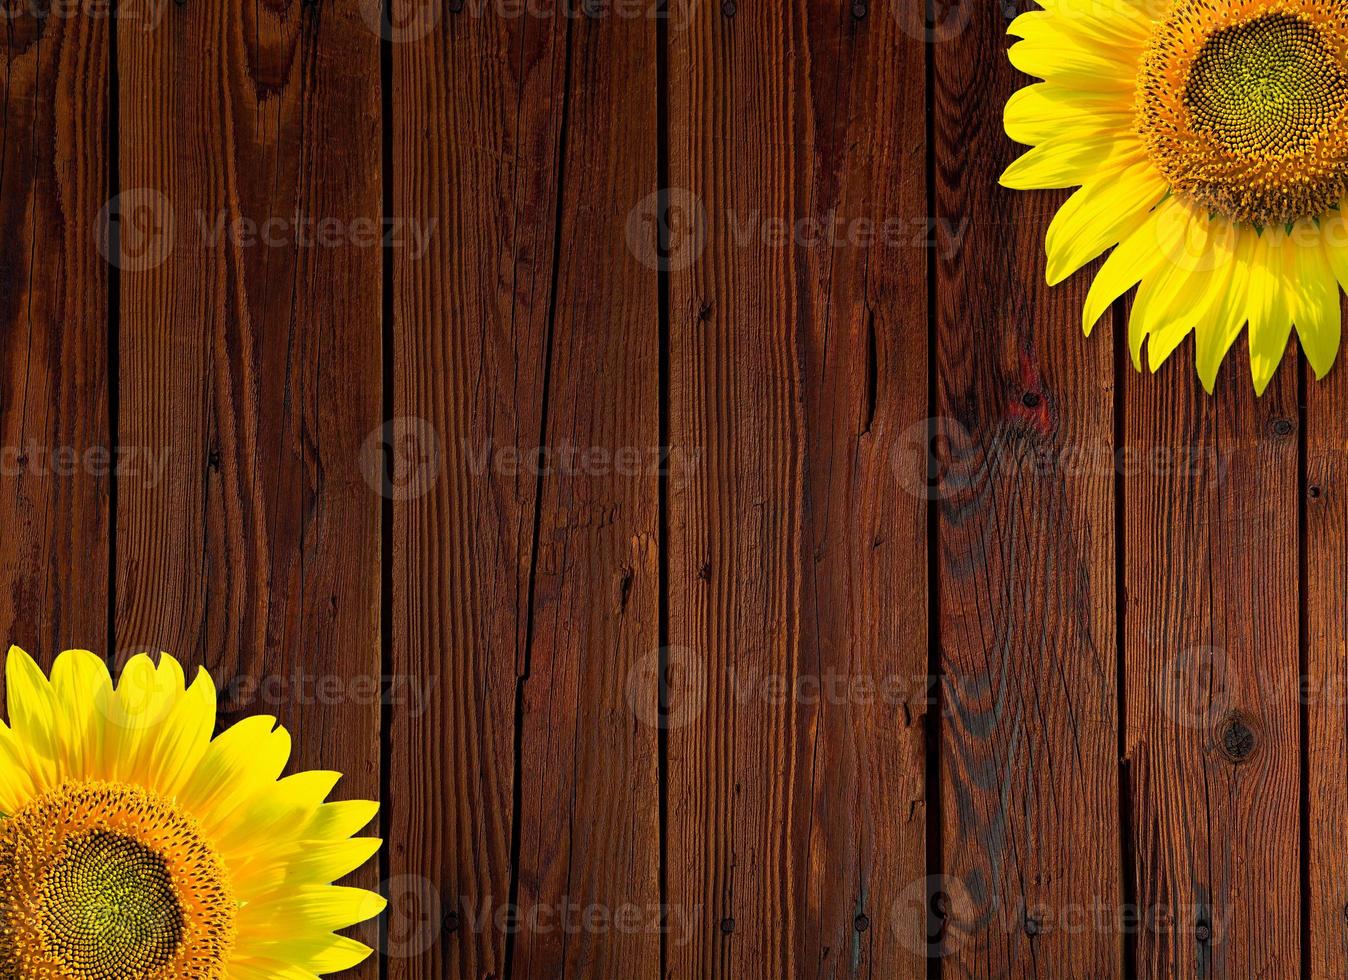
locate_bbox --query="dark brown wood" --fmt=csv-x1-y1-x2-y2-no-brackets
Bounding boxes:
1308,337,1347,980
934,1,1123,975
0,0,108,658
667,3,928,976
115,0,382,967
390,5,662,979
387,7,561,979
1124,345,1300,977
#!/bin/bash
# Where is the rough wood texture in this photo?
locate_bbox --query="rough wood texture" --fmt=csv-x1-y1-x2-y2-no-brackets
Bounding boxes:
116,0,382,965
934,0,1123,975
0,0,108,658
4,5,1343,977
387,5,563,979
1124,346,1300,978
1308,341,1347,980
667,2,928,976
391,6,659,980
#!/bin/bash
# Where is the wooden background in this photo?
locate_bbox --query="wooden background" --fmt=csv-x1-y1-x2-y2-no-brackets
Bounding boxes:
1,0,1341,975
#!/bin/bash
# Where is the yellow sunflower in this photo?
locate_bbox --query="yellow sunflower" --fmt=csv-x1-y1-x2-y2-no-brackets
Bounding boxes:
1003,0,1348,393
0,646,384,978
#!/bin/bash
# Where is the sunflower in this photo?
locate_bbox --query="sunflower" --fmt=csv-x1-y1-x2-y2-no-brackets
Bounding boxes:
1002,0,1348,393
0,646,384,978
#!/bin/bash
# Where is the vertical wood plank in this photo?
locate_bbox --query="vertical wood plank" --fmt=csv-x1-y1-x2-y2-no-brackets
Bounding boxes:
509,9,662,980
1125,349,1300,977
391,5,663,979
388,5,564,978
667,3,928,976
116,0,383,969
934,1,1123,975
388,6,562,979
1307,346,1346,980
0,0,108,656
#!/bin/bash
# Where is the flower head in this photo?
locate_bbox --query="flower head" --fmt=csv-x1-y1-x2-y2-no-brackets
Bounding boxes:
0,647,384,977
1004,0,1348,393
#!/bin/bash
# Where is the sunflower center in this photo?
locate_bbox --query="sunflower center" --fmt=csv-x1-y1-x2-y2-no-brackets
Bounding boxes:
43,831,184,977
1137,2,1348,226
0,781,235,979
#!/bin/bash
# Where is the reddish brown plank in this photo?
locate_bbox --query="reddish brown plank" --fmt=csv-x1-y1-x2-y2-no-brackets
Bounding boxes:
0,0,108,657
667,3,928,976
388,6,562,979
933,0,1123,975
390,6,664,979
1308,340,1347,980
508,10,663,980
116,0,382,966
1124,346,1300,977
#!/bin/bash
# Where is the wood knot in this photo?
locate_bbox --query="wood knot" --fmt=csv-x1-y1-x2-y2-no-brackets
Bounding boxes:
1024,915,1042,937
1021,390,1041,409
1216,711,1257,764
1269,417,1295,438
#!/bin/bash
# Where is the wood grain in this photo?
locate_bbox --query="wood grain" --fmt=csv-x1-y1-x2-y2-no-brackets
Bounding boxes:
667,2,928,976
934,1,1123,975
386,5,657,979
0,0,108,659
1308,337,1348,980
116,0,382,968
1124,345,1300,978
387,5,563,978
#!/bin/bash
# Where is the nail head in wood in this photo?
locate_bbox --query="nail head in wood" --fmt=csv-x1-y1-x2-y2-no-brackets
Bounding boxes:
1024,916,1042,937
720,917,735,935
851,1,867,17
721,0,735,16
1195,920,1212,944
854,914,870,932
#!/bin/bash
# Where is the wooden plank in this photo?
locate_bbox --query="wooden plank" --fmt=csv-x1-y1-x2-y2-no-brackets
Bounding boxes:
667,3,928,976
391,6,662,979
1308,340,1347,980
0,0,109,657
508,9,662,980
115,0,382,967
933,0,1123,974
1124,347,1300,977
387,6,562,979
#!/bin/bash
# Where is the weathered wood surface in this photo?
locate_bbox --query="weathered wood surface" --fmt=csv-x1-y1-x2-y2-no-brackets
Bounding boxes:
667,2,927,978
0,3,1334,977
1123,346,1301,978
934,0,1123,976
0,0,108,660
